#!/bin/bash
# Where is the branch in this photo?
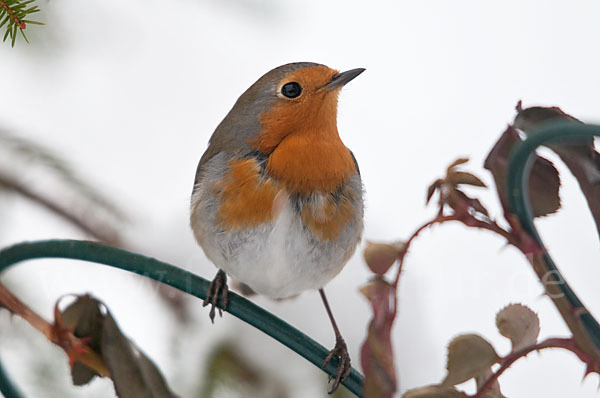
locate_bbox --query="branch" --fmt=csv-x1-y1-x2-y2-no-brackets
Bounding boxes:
393,214,459,287
507,121,600,365
474,337,592,398
514,106,600,240
0,239,365,397
392,212,517,288
0,0,43,47
0,282,110,378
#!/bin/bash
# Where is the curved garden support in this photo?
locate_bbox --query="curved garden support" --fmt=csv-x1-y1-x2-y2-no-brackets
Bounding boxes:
0,240,365,397
507,121,600,362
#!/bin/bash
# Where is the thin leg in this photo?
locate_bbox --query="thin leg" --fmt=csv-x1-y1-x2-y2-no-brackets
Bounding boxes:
203,269,229,323
319,288,351,394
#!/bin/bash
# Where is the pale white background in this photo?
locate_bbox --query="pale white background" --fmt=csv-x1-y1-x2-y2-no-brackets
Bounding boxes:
1,0,600,397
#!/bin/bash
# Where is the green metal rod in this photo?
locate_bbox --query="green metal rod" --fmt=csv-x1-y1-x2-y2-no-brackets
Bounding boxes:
0,361,22,398
0,240,364,397
507,121,600,350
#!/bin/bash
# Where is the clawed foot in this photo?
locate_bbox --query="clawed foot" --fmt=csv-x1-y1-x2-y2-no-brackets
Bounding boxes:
322,336,351,394
203,269,228,323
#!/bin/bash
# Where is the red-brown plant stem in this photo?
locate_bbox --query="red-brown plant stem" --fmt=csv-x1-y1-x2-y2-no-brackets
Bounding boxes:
462,216,517,246
390,214,460,325
0,281,53,338
0,282,110,377
473,338,587,398
389,211,517,328
392,213,515,288
0,0,25,29
392,214,459,288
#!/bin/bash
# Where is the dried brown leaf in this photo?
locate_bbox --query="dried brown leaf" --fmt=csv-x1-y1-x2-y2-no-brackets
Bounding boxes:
426,179,443,204
475,368,504,398
442,334,499,387
57,295,175,397
484,126,561,218
445,189,471,215
52,298,110,379
453,189,490,217
403,385,468,398
468,197,489,217
447,157,470,174
513,105,581,133
101,310,176,398
363,241,405,275
61,295,105,385
496,303,540,352
514,104,600,240
447,171,487,188
360,277,397,398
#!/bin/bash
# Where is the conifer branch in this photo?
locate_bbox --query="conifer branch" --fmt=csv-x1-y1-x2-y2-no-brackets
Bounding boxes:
0,0,43,47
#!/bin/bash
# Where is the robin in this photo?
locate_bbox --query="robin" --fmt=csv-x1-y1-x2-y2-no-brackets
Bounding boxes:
190,62,364,393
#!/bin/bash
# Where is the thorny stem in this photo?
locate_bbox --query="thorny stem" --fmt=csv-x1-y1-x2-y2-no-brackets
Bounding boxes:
392,213,515,288
473,338,586,398
392,214,459,288
507,122,600,365
0,0,25,29
390,214,458,325
465,217,517,246
0,282,110,377
389,211,517,327
0,282,52,339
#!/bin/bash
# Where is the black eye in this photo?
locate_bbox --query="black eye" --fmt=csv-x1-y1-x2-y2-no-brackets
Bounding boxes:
281,82,302,98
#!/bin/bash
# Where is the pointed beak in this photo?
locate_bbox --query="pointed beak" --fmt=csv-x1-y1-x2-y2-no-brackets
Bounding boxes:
323,68,366,90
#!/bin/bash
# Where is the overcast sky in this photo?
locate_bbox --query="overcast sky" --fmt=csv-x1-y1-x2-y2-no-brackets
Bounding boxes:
2,1,600,397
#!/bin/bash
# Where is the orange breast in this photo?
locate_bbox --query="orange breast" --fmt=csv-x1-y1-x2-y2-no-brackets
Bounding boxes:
266,135,356,195
254,80,357,195
215,158,282,230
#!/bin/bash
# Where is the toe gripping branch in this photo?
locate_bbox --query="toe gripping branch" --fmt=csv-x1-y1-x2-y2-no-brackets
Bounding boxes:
323,336,352,393
0,240,365,397
203,269,229,323
507,122,600,361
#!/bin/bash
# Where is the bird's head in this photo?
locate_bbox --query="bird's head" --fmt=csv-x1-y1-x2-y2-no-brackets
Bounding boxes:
250,63,365,153
205,63,364,195
216,63,364,155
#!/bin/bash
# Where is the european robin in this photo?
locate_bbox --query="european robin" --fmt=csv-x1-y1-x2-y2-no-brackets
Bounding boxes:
190,62,364,392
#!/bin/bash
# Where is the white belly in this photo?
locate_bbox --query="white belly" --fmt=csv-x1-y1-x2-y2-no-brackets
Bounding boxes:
190,153,364,299
200,200,356,299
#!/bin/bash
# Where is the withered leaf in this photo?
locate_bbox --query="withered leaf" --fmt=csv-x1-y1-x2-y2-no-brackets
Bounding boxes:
426,179,443,204
442,334,499,387
403,385,468,398
102,311,175,398
454,189,489,217
58,295,176,398
496,303,540,352
61,295,105,385
359,277,397,398
484,126,561,218
447,171,487,188
475,368,504,398
429,159,488,216
446,157,470,174
514,104,600,240
513,105,581,134
363,241,405,275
